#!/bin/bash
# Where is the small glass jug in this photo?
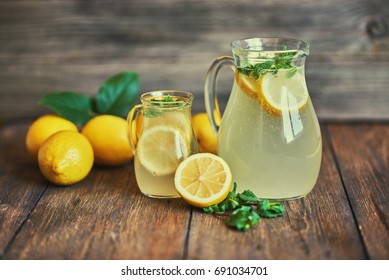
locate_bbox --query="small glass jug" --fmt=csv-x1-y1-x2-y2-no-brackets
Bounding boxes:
128,90,199,198
204,38,322,200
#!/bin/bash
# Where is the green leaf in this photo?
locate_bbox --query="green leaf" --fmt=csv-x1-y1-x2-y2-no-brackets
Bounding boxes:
257,199,286,218
96,71,139,116
238,44,298,80
203,183,241,214
202,183,286,232
39,92,94,125
237,189,260,204
254,60,274,74
226,206,260,231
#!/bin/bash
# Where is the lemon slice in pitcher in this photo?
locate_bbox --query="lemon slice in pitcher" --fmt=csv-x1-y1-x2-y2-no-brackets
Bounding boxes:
137,126,189,176
258,70,309,116
235,71,258,99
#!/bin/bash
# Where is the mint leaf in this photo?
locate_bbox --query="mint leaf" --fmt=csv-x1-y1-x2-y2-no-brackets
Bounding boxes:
237,189,260,204
257,199,286,218
254,60,276,76
203,191,240,214
237,44,298,80
39,92,94,125
96,71,139,116
226,206,260,231
203,183,240,214
203,183,286,232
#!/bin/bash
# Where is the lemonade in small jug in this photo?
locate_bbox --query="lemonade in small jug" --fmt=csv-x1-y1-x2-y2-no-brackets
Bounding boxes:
204,38,322,200
128,90,199,198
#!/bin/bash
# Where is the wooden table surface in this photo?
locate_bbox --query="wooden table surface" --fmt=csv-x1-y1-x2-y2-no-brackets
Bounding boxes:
0,120,388,260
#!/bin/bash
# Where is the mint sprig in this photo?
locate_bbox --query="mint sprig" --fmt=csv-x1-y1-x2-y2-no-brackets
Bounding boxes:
237,44,298,79
39,71,139,125
143,95,186,118
203,183,286,232
226,206,260,232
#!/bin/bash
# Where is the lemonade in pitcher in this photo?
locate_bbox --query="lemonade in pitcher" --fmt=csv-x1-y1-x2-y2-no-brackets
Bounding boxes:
128,91,199,198
205,38,322,200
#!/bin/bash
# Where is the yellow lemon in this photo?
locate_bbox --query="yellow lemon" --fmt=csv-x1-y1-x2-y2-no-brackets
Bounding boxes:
81,115,134,166
137,125,189,176
192,112,220,154
174,153,232,208
38,130,94,185
26,114,78,159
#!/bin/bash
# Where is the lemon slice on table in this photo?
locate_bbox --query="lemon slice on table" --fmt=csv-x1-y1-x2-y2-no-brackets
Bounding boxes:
174,153,232,208
258,71,309,116
137,125,189,176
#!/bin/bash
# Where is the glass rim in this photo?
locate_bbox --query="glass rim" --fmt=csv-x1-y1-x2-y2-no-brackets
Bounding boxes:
140,90,193,107
230,37,310,55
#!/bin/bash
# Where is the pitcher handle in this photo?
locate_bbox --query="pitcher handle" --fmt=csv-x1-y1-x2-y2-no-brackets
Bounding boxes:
127,104,142,154
204,56,235,133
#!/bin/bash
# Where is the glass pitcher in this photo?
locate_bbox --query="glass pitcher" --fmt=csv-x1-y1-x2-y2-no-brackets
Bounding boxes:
128,90,199,198
204,37,322,200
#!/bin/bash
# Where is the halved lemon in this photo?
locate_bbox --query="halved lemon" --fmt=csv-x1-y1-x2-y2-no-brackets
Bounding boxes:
258,71,309,116
174,153,232,208
137,125,189,176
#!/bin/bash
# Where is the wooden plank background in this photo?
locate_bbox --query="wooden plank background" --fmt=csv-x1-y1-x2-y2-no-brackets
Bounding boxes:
0,0,388,121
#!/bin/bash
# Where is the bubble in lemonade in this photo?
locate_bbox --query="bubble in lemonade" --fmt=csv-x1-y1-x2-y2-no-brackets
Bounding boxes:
217,49,322,200
133,93,198,198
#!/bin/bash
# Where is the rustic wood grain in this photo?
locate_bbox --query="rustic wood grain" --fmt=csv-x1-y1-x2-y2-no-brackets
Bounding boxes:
4,175,189,260
1,121,389,260
0,121,191,260
2,162,191,260
187,127,366,260
0,0,389,120
327,124,389,259
0,122,47,257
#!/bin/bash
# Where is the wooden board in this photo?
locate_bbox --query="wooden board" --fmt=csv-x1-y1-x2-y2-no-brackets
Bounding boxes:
0,122,47,255
327,124,389,259
0,0,389,120
1,121,379,260
0,122,190,260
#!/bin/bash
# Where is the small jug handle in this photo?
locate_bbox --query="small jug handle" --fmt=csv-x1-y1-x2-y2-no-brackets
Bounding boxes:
204,56,235,133
127,104,142,154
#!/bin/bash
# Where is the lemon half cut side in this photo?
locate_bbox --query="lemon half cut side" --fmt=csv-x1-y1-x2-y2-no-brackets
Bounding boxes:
174,153,232,208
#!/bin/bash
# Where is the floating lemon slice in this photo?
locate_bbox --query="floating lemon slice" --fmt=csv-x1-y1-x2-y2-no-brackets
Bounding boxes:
235,70,258,99
137,125,189,176
258,71,309,116
141,111,191,140
174,153,232,208
235,70,309,116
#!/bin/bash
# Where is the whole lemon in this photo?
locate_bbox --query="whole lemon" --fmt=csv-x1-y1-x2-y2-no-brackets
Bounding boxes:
81,115,133,166
26,114,78,159
38,130,94,185
192,112,219,154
